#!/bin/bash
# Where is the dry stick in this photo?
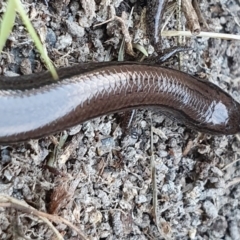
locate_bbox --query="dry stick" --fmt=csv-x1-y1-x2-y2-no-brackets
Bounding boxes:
226,177,240,188
177,0,182,42
177,0,183,70
0,202,64,240
182,140,194,156
39,215,61,238
161,3,177,33
222,158,240,171
181,0,200,35
150,120,157,223
150,115,171,240
94,7,134,57
162,30,240,40
118,7,135,61
150,118,161,237
192,0,209,30
236,134,240,143
0,195,88,240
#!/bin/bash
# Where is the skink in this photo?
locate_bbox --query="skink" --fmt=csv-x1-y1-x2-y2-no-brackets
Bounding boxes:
0,61,239,143
1,1,239,143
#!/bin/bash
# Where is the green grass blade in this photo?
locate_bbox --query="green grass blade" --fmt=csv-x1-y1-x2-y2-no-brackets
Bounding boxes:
0,0,16,52
14,0,58,79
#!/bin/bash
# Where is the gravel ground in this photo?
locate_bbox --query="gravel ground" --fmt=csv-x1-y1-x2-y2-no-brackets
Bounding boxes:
1,0,240,239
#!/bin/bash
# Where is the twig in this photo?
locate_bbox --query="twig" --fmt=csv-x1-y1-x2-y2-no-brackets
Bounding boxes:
177,0,184,70
94,6,134,56
0,195,88,240
177,0,182,44
226,177,240,188
161,3,177,33
182,0,201,35
192,0,209,30
183,140,194,156
222,158,240,171
150,114,171,240
162,30,240,40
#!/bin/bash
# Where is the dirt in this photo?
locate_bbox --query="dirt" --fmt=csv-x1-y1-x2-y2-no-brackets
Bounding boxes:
0,0,240,239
